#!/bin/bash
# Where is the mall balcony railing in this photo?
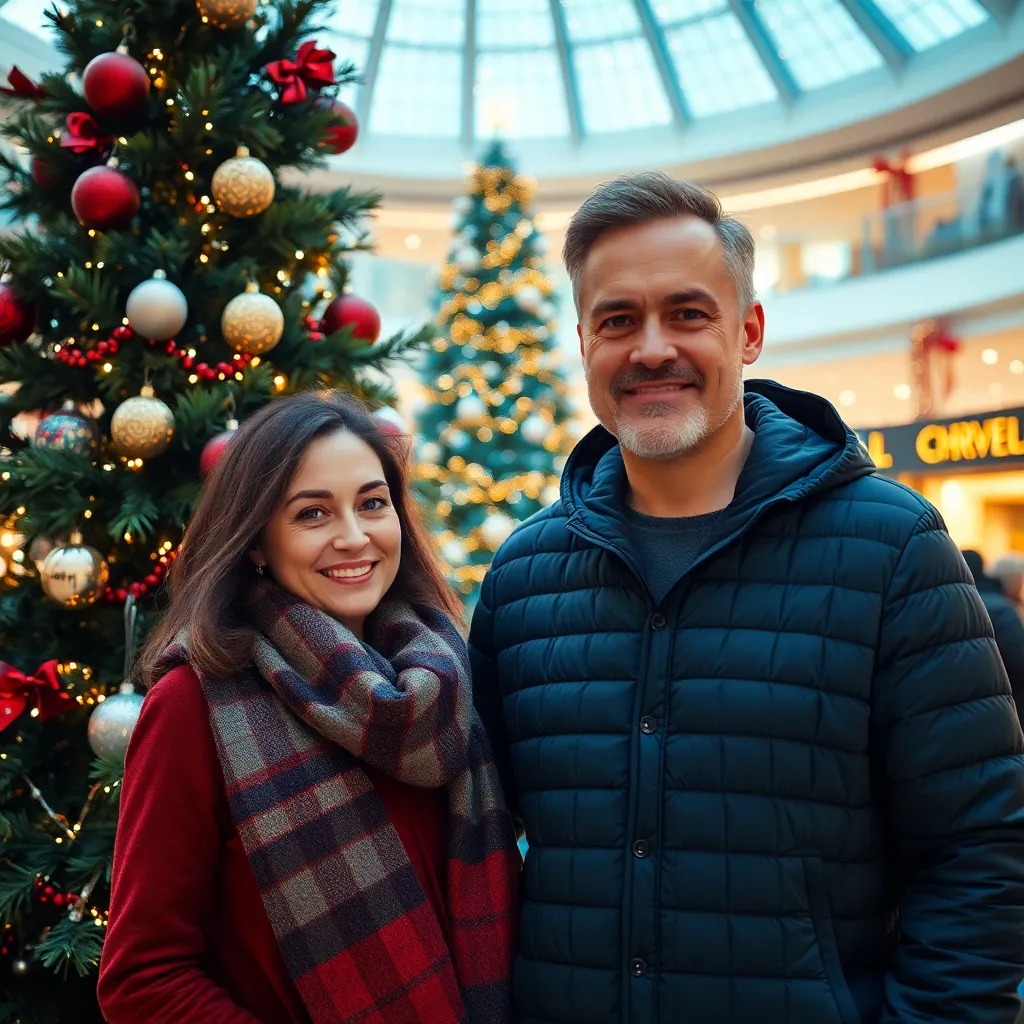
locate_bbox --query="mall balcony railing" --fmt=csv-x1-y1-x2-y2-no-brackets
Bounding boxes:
759,176,1024,296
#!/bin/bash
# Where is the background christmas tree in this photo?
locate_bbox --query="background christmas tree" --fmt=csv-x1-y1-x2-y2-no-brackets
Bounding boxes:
0,1,425,1019
416,141,575,605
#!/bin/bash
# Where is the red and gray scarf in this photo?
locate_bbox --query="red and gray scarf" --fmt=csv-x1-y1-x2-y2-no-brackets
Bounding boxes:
162,580,519,1024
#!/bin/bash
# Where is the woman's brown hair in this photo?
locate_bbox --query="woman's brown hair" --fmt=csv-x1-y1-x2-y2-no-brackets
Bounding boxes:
138,389,462,687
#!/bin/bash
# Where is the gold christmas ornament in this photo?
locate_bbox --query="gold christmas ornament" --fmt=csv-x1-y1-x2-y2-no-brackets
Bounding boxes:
40,530,109,608
221,281,284,355
211,146,275,218
196,0,257,29
111,385,175,459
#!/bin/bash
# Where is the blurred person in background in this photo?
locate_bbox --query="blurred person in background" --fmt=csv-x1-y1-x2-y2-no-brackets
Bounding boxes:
471,171,1024,1024
965,549,1024,720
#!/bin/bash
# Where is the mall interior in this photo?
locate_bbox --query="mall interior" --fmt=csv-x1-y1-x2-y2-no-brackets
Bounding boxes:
1,0,1023,563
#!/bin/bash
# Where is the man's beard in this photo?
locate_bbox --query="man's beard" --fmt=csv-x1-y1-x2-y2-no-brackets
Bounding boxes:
592,364,744,461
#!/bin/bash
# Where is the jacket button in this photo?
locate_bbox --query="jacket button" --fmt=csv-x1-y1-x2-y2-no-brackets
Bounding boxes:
629,957,647,978
640,716,658,734
651,613,667,630
633,840,650,858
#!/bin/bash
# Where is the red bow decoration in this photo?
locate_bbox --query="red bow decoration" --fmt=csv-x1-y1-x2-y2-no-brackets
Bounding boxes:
60,112,113,155
0,660,72,732
264,40,336,105
872,154,915,207
0,66,47,100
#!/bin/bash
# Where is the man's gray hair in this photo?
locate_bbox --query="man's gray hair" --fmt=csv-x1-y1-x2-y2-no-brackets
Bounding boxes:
993,553,1024,583
563,171,756,314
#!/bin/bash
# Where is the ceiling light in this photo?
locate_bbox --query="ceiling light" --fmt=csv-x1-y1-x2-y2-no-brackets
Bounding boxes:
838,390,856,407
982,349,998,365
1011,360,1023,374
893,384,911,400
405,234,422,250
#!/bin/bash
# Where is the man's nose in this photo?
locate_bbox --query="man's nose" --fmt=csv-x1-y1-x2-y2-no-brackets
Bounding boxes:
630,317,678,367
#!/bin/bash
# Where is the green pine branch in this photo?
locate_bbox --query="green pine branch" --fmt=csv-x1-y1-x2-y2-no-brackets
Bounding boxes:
35,916,104,979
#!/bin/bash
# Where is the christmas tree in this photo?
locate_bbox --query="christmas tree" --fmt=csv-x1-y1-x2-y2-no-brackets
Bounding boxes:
0,1,425,1019
416,141,575,605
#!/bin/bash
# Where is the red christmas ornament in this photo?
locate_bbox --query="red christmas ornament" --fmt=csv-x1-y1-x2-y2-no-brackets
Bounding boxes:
30,155,60,189
83,47,151,119
0,284,34,346
320,293,380,344
71,160,140,230
322,99,358,155
200,419,239,477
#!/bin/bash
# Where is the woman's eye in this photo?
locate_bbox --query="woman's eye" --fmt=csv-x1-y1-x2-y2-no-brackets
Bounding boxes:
297,507,325,521
361,496,390,512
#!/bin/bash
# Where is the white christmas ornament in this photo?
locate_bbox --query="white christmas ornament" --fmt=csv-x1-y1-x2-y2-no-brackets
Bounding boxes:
456,395,487,421
454,247,479,274
88,683,144,762
419,441,442,464
516,286,543,315
481,511,516,550
442,539,467,566
125,270,189,341
520,415,549,445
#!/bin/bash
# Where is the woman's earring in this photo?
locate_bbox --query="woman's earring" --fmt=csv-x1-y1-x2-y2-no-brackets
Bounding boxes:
256,563,265,576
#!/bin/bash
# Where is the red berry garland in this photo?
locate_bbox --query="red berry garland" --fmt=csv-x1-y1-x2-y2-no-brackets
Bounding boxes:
102,547,178,604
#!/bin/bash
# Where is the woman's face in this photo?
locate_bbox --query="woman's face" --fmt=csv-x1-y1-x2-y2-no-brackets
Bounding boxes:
251,430,402,638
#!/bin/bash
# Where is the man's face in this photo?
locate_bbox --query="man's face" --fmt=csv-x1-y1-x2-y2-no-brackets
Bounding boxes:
576,216,764,461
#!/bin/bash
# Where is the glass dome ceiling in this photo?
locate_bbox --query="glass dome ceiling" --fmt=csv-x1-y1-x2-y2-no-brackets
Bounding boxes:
313,0,995,143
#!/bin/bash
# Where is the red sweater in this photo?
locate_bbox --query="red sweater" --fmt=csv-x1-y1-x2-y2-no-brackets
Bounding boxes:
98,665,451,1024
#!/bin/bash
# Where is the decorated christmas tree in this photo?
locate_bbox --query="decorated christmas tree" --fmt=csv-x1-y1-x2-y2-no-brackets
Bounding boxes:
0,1,424,1018
416,141,575,605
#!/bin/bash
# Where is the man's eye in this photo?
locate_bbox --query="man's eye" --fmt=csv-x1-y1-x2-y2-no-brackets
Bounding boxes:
602,315,633,329
676,308,706,320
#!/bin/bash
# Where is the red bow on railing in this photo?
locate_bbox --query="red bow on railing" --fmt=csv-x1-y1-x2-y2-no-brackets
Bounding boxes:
0,660,71,732
264,40,336,105
0,66,47,100
60,112,113,155
872,154,915,207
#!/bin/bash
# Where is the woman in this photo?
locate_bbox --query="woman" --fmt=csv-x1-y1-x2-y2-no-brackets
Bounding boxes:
98,391,519,1024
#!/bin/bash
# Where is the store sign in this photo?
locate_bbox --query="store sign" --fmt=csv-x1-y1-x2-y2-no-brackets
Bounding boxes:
858,407,1024,474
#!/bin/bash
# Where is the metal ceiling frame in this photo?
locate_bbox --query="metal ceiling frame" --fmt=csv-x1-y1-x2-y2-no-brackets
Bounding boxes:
547,0,585,144
462,0,477,147
835,0,914,73
973,0,1021,25
356,0,394,127
630,0,691,129
726,0,800,107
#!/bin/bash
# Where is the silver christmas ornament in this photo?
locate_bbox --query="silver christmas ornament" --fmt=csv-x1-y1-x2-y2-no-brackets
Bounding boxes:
88,684,144,762
40,531,109,607
125,271,189,341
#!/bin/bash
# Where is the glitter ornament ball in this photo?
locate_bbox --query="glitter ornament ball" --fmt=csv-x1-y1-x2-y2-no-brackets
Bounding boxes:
212,146,275,218
71,160,140,230
221,282,284,355
33,401,95,455
82,47,150,119
111,385,175,459
125,271,189,341
196,0,258,28
320,294,380,344
0,284,34,346
40,532,109,608
88,686,144,762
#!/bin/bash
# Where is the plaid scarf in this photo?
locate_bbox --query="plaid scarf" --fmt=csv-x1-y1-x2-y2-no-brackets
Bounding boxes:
162,581,519,1024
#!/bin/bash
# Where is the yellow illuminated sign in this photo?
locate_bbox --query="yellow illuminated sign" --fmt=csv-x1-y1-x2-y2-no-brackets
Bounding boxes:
914,416,1024,465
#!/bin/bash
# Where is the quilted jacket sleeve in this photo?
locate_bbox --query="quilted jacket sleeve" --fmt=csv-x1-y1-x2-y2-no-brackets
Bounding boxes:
873,506,1024,1024
469,568,521,830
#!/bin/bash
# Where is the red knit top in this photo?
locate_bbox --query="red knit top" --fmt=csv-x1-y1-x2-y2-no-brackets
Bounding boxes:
98,664,451,1024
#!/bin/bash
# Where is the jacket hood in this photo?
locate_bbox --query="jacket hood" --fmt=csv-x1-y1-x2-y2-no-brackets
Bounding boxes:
562,380,876,533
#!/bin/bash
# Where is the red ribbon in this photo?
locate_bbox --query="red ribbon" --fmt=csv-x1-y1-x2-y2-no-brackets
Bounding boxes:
264,40,336,105
0,66,47,99
872,155,915,206
60,112,113,155
0,660,71,732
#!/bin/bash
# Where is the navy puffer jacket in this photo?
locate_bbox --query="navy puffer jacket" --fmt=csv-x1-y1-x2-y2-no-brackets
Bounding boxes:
470,381,1024,1024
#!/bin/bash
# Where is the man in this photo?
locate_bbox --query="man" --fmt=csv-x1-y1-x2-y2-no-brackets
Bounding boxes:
965,549,1024,720
469,172,1024,1024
